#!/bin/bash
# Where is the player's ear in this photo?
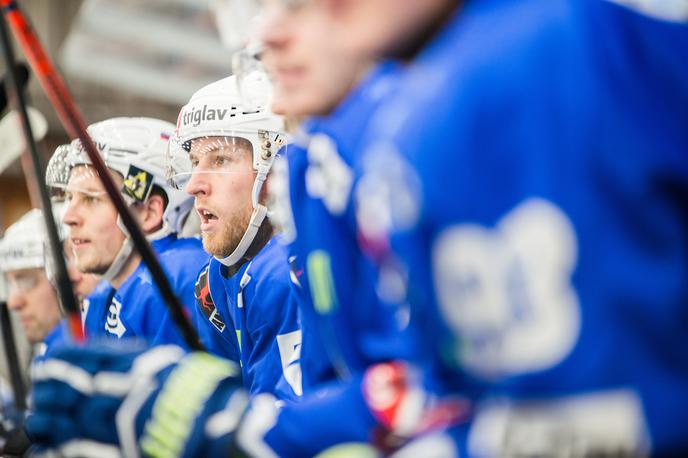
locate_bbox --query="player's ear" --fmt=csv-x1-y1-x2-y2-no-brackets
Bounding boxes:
140,193,165,233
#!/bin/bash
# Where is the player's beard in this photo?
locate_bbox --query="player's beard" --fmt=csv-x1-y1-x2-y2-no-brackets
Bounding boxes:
75,245,118,276
202,207,273,260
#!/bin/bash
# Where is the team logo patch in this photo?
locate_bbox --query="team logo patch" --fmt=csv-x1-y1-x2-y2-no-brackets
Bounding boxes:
433,198,580,377
122,165,154,203
195,268,226,333
105,297,127,338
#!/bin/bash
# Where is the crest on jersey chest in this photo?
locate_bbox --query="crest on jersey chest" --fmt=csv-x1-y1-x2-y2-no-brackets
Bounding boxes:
105,297,127,338
195,267,227,333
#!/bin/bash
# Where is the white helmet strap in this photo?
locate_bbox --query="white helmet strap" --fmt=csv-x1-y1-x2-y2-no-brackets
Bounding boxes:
102,200,172,283
252,164,271,210
101,237,135,283
216,204,268,268
216,167,273,268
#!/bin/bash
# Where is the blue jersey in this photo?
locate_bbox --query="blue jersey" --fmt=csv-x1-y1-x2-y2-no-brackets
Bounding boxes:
261,63,423,456
82,280,114,339
84,234,209,348
282,62,411,387
354,0,688,454
39,320,71,359
194,237,302,401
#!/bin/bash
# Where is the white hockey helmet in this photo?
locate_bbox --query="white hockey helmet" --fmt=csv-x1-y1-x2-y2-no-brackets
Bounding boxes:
168,75,284,186
46,117,194,237
0,206,67,274
46,118,194,282
167,74,286,266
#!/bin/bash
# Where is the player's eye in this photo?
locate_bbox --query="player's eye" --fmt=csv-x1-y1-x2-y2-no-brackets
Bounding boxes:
84,194,99,204
259,0,309,12
8,274,40,294
284,0,309,10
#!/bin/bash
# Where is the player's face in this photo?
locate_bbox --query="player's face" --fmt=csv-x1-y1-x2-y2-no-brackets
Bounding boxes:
5,268,62,344
62,166,127,275
64,239,100,301
259,0,368,116
315,0,455,59
185,137,255,258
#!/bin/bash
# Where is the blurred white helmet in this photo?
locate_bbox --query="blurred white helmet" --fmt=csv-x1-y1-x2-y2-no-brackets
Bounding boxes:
210,0,261,51
0,206,67,274
46,117,194,237
46,117,193,282
167,74,286,267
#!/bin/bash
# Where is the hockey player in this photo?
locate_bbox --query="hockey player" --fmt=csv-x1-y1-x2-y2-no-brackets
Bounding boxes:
49,146,104,326
48,117,209,346
252,0,432,445
0,209,65,353
167,75,302,400
0,208,70,458
258,2,409,392
326,0,688,455
25,1,688,457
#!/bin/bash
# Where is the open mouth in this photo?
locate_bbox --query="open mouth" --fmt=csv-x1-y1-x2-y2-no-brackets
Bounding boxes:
275,66,305,88
19,315,34,328
197,207,219,231
71,237,91,249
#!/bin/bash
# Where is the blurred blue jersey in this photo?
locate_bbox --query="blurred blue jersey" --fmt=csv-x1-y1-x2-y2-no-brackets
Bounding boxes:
83,234,209,348
40,320,71,359
262,62,425,456
356,0,688,454
194,237,302,401
282,61,411,387
82,280,114,339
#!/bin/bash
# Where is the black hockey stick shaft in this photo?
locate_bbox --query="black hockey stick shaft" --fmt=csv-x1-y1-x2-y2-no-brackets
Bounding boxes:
0,11,83,341
0,302,27,411
0,62,28,113
0,0,203,350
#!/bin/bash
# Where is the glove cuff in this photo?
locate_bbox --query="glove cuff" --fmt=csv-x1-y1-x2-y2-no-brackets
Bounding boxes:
137,352,240,458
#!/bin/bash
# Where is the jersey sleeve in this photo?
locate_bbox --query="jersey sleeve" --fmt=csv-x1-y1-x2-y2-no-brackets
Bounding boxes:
263,376,377,457
242,257,303,401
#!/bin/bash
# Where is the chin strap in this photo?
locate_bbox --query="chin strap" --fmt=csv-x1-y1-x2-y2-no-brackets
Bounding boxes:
251,165,270,212
216,204,268,268
216,166,272,269
102,209,171,283
101,237,135,284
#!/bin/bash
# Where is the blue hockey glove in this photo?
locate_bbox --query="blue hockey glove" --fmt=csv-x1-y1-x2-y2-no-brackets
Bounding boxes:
27,341,249,458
